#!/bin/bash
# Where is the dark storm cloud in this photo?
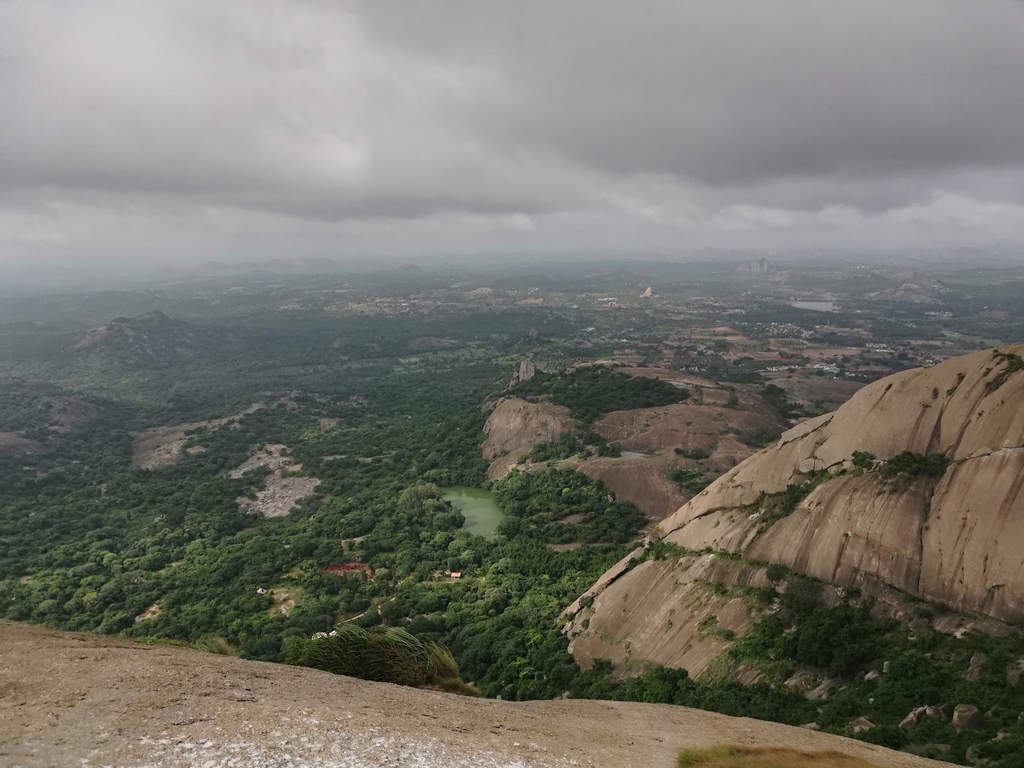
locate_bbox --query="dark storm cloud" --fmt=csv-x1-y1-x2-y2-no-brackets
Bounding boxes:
1,0,1024,267
358,1,1024,189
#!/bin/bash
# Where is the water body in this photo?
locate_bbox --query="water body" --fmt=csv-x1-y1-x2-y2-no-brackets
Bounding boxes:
442,487,505,540
790,300,839,312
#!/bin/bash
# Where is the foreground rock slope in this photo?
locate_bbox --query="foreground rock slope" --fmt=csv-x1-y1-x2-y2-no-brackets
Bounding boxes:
0,621,938,768
567,346,1024,672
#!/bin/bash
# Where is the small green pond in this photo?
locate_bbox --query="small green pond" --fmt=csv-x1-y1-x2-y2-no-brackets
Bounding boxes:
442,487,505,540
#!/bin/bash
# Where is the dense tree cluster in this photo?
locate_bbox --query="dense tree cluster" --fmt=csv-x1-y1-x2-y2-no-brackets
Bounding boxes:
515,366,688,422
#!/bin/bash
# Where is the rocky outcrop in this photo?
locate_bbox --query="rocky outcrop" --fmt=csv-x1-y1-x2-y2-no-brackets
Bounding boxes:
567,554,771,677
569,347,1024,673
952,705,984,731
519,358,537,383
482,397,574,479
489,376,789,518
566,453,688,521
0,432,41,456
737,258,774,275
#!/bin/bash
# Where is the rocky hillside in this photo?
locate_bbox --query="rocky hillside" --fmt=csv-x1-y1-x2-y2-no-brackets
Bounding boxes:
0,621,938,768
73,310,241,368
566,346,1024,675
482,397,576,479
482,370,787,520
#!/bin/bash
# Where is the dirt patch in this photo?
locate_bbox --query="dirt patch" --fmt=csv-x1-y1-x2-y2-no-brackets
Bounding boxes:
238,474,321,518
0,620,938,768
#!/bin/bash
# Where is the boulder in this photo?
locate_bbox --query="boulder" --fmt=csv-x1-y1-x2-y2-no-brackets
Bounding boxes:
1006,657,1024,686
900,707,927,730
965,653,987,682
952,704,983,731
864,670,881,682
800,723,820,731
850,717,874,734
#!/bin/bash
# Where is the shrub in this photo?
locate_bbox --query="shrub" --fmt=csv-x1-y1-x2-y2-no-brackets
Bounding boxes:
675,447,712,460
765,563,787,585
879,452,950,479
193,635,236,655
851,451,876,470
667,468,712,495
285,624,479,695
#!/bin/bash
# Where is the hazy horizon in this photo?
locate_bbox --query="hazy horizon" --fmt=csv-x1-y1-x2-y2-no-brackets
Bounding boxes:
3,1,1024,282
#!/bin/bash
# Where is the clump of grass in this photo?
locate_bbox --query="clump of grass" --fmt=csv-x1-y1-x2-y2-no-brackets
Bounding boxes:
285,624,479,696
136,635,237,655
193,635,237,656
677,745,880,768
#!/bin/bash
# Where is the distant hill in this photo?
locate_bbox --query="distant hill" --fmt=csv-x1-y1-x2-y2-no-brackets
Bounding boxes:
73,310,240,369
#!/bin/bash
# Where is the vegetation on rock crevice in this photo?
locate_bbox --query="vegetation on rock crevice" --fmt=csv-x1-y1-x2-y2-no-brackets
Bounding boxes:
985,350,1024,393
677,745,881,768
748,471,833,533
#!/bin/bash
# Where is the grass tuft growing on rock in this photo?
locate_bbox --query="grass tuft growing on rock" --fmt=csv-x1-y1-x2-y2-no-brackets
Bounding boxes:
677,745,880,768
285,624,479,696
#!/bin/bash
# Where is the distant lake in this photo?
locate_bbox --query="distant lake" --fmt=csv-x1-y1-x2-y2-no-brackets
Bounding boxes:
619,450,646,459
442,487,505,540
790,301,839,312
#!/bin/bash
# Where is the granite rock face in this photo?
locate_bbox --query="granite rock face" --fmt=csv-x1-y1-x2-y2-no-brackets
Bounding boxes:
569,347,1024,673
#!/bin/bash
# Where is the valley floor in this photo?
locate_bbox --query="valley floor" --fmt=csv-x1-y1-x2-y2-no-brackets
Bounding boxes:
0,621,941,768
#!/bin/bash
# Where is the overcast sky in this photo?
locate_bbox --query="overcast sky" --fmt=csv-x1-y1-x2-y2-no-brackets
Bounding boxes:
2,0,1024,275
